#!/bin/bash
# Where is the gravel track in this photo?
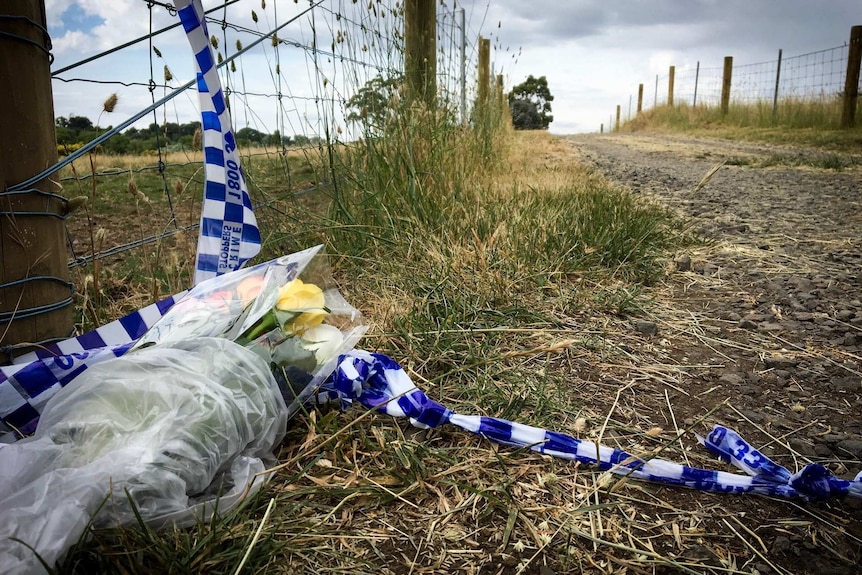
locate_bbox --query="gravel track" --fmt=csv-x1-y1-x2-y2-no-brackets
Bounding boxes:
566,132,862,575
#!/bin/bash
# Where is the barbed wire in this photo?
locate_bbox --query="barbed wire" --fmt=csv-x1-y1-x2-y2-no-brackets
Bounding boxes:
14,0,326,193
4,0,490,351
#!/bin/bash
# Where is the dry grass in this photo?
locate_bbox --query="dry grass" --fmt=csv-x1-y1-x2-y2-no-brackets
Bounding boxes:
57,145,323,176
622,100,862,153
55,132,861,574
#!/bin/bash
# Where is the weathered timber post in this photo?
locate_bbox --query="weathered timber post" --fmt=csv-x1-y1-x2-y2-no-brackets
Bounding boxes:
721,56,733,116
0,0,74,361
477,36,490,118
667,66,675,106
637,83,643,114
841,26,862,128
693,61,700,106
772,49,783,122
600,123,604,134
495,73,504,121
404,0,437,106
615,105,621,131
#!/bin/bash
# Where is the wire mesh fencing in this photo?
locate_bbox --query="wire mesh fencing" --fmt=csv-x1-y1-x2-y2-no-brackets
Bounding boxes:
38,0,492,280
616,29,861,129
0,0,496,344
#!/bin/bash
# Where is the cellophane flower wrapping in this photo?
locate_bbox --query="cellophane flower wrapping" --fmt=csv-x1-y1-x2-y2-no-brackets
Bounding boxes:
134,244,366,416
0,338,284,574
0,245,366,574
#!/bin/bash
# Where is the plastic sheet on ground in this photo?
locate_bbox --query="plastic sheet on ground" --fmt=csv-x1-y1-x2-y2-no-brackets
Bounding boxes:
0,337,286,575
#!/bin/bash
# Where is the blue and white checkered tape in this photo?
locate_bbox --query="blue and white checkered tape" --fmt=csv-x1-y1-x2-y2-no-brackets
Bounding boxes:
2,0,263,441
323,351,862,501
3,309,861,501
176,0,261,284
2,0,860,503
0,292,184,441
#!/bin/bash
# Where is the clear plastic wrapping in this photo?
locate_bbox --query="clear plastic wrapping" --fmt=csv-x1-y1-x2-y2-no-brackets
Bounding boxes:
0,246,366,574
133,245,366,419
0,338,286,574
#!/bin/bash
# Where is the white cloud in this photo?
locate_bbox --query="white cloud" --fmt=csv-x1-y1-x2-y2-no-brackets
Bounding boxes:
55,0,154,52
44,0,76,27
53,30,92,53
47,0,862,137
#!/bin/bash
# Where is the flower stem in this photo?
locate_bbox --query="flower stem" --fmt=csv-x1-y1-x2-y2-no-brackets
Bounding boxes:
238,311,277,344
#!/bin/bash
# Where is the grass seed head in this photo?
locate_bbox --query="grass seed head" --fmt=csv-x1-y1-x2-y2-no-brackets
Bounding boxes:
102,93,118,114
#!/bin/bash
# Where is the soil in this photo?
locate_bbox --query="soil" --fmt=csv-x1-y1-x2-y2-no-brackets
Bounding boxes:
565,132,862,575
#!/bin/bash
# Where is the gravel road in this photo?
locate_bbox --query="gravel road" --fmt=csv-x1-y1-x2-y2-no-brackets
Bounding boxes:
566,132,862,574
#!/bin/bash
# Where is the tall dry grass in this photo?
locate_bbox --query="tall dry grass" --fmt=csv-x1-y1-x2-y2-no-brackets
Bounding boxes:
622,97,862,150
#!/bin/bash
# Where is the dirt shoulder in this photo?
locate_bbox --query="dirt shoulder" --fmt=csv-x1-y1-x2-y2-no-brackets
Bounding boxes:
566,132,862,574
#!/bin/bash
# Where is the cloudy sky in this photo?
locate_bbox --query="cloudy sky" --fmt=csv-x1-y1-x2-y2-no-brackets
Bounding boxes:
46,0,861,136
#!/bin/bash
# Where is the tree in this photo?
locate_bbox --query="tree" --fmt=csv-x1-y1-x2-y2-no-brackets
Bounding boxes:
67,115,94,131
510,99,542,130
345,75,401,134
52,113,288,153
236,127,265,145
508,75,554,130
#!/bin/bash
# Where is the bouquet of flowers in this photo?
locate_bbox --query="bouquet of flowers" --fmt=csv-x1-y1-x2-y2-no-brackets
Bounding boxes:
133,244,366,417
0,246,366,574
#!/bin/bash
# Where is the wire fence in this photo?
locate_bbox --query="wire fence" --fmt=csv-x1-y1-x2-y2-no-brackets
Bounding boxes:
616,31,860,125
41,0,488,263
0,0,498,355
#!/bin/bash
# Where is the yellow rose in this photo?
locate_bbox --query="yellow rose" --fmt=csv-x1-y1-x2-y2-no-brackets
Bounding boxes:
276,279,327,334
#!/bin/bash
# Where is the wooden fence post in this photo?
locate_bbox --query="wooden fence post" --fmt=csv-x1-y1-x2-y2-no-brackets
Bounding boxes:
721,56,733,116
404,0,436,106
693,61,700,106
772,49,783,122
615,105,621,131
841,25,862,128
600,123,604,134
668,66,675,106
477,36,490,117
1,0,74,360
495,73,504,114
637,83,643,114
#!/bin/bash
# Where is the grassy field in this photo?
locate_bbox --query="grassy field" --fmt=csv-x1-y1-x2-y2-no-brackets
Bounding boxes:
621,97,862,152
52,113,703,572
60,143,327,328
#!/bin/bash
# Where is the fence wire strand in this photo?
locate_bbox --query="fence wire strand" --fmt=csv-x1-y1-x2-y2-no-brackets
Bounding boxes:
11,0,483,314
619,39,860,128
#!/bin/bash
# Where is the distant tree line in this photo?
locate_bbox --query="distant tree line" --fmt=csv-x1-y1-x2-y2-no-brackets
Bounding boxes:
55,115,319,155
